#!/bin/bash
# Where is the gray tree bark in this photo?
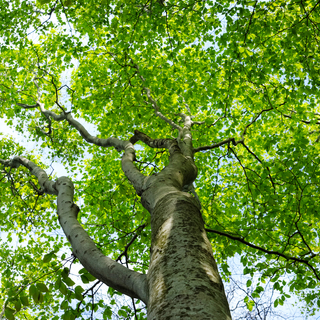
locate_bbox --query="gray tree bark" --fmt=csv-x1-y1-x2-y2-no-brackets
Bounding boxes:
147,192,231,319
136,135,231,319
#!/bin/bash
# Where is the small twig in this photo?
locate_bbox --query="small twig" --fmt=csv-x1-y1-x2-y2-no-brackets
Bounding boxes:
133,64,181,131
244,0,258,44
116,224,147,263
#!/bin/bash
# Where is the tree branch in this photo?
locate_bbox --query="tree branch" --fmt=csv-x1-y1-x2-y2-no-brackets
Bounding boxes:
175,113,194,158
241,142,276,191
241,107,273,139
131,130,180,156
0,157,149,304
122,142,147,196
193,137,243,153
116,224,146,263
18,101,131,151
17,97,147,195
193,108,273,153
134,64,181,131
205,228,320,281
280,110,320,125
131,130,173,149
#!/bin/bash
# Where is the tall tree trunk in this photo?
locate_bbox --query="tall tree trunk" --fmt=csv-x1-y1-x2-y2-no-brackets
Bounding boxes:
146,190,231,319
128,132,232,319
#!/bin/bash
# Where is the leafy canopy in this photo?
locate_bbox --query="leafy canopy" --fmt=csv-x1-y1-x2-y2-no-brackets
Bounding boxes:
1,0,320,318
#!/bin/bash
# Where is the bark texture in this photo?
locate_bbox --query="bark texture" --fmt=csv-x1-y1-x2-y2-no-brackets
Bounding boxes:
138,148,232,319
147,192,231,319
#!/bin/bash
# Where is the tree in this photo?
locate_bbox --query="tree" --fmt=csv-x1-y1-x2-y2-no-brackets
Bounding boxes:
0,0,320,319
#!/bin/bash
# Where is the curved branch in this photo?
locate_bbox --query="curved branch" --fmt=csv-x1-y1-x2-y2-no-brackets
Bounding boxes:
122,142,146,195
0,157,149,304
18,102,130,151
0,156,58,195
17,102,146,194
131,130,173,149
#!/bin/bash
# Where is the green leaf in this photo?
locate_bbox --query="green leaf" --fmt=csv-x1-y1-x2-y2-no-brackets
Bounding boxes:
55,277,62,290
86,273,96,282
59,282,68,296
20,296,29,306
37,283,49,292
103,307,112,319
63,277,75,287
61,300,69,310
246,49,253,56
80,274,89,284
64,0,73,6
43,253,53,263
14,300,21,312
5,307,15,320
74,285,84,301
29,284,37,296
118,309,127,317
247,300,255,312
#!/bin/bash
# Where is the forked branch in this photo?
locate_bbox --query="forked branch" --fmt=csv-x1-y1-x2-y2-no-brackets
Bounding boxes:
131,130,180,157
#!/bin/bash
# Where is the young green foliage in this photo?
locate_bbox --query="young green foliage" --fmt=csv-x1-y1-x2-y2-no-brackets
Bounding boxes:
1,0,320,318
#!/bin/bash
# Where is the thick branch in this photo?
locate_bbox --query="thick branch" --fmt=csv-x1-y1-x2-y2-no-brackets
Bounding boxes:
177,113,193,158
0,156,58,195
132,130,173,149
18,102,146,194
132,130,180,156
0,157,149,304
122,142,146,195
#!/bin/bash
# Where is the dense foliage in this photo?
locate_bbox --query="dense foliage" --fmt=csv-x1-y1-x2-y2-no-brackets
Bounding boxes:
1,0,320,319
